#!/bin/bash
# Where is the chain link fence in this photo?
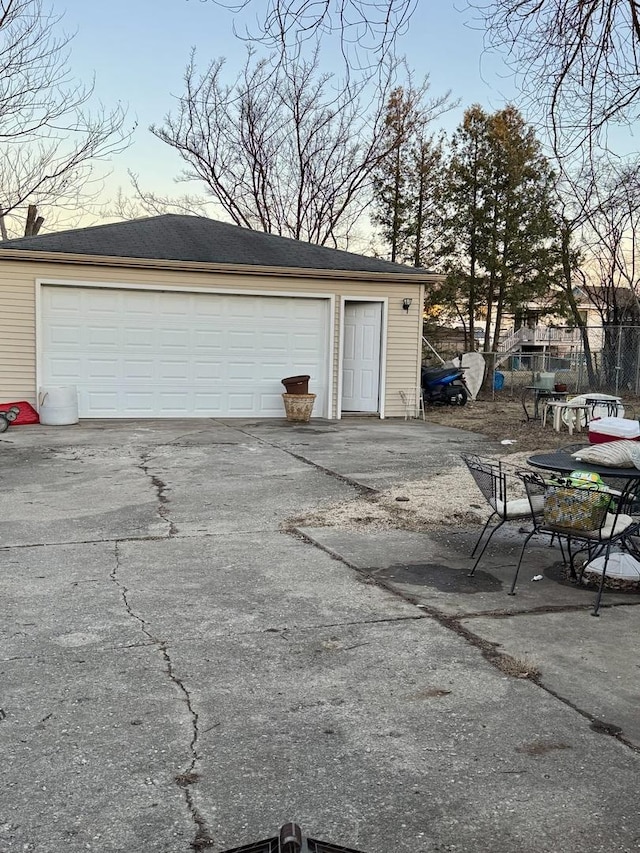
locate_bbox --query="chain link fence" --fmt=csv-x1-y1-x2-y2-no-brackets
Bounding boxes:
424,325,640,398
493,325,640,397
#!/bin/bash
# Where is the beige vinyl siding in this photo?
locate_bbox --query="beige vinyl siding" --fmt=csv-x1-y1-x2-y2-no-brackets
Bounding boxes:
0,258,427,417
383,284,425,415
0,275,36,402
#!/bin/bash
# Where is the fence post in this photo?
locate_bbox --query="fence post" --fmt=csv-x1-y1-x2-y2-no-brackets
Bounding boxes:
615,327,623,396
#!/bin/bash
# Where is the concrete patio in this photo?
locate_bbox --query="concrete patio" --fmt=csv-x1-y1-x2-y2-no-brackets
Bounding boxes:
1,418,639,852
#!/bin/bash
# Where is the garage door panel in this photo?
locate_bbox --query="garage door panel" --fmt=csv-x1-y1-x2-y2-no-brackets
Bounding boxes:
194,392,222,410
47,289,81,311
124,328,154,347
294,332,323,351
262,332,288,351
193,330,222,349
261,362,289,381
122,359,154,379
193,361,222,380
48,358,83,380
155,361,187,380
41,286,329,418
87,359,120,379
158,392,190,412
161,329,190,348
228,331,255,351
50,325,80,345
227,392,254,411
88,391,119,412
87,327,119,347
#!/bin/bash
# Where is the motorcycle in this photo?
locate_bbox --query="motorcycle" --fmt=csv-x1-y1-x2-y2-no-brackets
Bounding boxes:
421,363,469,406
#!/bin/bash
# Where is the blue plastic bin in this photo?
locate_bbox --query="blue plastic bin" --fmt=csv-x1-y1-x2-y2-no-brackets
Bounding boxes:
493,371,505,391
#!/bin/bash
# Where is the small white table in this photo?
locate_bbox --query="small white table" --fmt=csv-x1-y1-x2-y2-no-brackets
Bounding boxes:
541,400,592,434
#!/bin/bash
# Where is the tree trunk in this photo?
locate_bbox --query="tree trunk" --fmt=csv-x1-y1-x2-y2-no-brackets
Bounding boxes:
559,221,597,387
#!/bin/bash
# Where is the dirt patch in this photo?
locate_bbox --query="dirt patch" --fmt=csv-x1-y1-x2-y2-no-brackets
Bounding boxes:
421,396,584,453
293,398,564,536
495,654,541,680
408,687,452,699
292,468,490,532
515,740,571,755
290,394,638,534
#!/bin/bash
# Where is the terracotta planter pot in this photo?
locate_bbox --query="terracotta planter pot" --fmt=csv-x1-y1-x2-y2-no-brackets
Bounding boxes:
282,393,316,423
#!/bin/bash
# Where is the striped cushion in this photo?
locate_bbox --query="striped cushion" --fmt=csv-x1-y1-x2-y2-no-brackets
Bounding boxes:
572,441,640,468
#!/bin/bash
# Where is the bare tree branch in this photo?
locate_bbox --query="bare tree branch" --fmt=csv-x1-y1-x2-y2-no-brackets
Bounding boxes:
149,48,426,247
205,0,417,70
470,0,640,155
0,0,134,237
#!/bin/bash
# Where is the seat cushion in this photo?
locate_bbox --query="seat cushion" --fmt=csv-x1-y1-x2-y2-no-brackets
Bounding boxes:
594,512,635,539
493,495,544,518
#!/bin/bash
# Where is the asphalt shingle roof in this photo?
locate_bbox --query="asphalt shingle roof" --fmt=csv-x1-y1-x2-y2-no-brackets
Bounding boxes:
0,214,429,276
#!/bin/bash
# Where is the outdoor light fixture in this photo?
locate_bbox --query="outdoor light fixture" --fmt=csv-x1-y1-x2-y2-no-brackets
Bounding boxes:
402,298,412,312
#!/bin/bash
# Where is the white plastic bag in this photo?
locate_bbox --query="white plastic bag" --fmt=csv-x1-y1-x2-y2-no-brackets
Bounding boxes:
583,552,640,579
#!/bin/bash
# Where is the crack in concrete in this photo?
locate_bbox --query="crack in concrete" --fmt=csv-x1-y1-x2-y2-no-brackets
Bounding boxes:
111,542,214,850
139,453,178,536
293,527,640,755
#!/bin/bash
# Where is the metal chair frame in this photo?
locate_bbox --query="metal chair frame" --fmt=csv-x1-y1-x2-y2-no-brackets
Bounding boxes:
461,453,541,576
512,471,640,615
399,388,425,421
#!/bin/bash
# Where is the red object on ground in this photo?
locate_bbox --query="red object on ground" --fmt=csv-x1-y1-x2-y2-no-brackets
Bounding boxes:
0,401,39,425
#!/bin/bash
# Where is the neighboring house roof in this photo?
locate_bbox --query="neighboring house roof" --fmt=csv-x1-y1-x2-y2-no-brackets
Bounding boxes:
0,214,432,278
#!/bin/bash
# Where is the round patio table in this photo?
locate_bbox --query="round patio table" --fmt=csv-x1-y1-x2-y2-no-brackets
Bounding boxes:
527,448,640,481
527,447,640,571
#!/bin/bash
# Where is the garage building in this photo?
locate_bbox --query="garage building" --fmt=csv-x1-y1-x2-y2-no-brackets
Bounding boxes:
0,214,436,419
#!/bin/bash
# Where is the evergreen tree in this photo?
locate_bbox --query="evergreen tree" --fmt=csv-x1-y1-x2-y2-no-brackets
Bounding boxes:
439,104,560,353
372,83,450,266
439,105,494,346
372,87,416,263
407,134,446,269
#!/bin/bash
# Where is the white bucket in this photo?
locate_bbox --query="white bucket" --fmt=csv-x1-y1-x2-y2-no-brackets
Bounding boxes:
38,385,79,426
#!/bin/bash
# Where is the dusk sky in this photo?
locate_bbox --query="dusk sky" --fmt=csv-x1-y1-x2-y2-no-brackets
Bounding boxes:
55,0,522,218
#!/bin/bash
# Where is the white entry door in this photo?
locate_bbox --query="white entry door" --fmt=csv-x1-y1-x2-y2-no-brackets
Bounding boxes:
341,301,382,413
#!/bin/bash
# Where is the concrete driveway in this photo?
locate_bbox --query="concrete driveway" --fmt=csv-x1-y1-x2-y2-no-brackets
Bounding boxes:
1,418,639,853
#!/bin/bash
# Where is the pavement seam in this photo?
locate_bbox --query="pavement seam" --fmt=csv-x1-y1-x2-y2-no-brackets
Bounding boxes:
234,614,426,637
0,529,283,549
457,614,640,755
458,601,640,619
0,537,169,550
293,526,640,755
111,541,215,850
223,423,378,495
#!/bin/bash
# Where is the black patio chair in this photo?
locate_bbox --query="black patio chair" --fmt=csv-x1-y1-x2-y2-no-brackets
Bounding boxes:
461,453,544,576
511,471,640,615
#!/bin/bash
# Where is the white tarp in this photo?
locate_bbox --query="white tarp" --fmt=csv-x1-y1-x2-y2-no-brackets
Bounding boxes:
452,352,486,401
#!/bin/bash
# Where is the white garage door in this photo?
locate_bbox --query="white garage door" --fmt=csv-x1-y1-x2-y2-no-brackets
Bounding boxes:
40,286,330,418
